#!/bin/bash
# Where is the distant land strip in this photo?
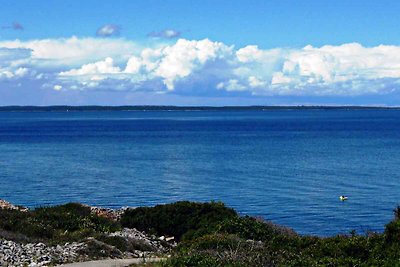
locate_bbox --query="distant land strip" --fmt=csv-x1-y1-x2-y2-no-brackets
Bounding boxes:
0,105,399,112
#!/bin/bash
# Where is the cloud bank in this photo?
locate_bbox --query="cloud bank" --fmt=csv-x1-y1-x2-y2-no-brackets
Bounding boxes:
1,37,400,99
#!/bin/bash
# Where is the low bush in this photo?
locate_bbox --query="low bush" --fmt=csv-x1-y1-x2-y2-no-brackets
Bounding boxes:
120,201,237,240
164,233,277,267
0,203,120,244
2,201,400,266
144,203,400,267
216,216,297,242
384,206,400,244
160,254,224,267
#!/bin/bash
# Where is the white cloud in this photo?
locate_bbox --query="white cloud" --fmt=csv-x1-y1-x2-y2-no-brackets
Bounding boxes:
0,67,29,80
124,56,142,74
96,24,121,37
154,38,232,90
0,47,31,67
0,70,14,79
236,45,281,63
248,76,266,88
271,72,291,85
0,37,137,66
57,38,233,91
218,43,400,96
1,37,400,97
0,48,31,80
218,79,246,91
14,67,28,77
148,29,181,39
60,57,121,77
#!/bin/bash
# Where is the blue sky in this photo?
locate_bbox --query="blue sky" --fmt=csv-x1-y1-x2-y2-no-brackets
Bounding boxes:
1,0,400,106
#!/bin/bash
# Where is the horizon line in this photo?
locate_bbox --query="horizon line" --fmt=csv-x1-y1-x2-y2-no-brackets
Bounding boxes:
0,105,399,111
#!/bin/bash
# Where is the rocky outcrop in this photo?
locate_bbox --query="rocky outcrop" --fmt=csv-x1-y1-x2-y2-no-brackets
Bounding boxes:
0,201,175,266
87,206,129,221
0,230,174,267
0,240,86,266
109,228,176,253
0,200,28,212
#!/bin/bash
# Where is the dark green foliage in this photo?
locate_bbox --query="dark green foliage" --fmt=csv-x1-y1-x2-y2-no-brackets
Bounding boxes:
148,203,400,267
181,233,244,251
2,201,400,266
160,254,224,267
394,206,400,220
164,234,277,267
0,203,120,244
120,201,237,240
161,232,396,267
216,216,297,242
384,206,400,244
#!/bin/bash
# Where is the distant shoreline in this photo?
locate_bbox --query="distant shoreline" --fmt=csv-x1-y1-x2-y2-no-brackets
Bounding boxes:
0,105,399,112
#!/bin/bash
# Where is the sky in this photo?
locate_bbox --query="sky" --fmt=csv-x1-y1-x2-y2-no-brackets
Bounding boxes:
1,0,400,106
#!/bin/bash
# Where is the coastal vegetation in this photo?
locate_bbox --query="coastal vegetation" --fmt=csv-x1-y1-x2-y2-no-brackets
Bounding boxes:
123,202,400,266
120,201,237,241
0,203,120,244
0,201,399,266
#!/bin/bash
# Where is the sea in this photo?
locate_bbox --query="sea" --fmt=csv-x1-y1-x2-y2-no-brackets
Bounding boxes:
0,109,399,236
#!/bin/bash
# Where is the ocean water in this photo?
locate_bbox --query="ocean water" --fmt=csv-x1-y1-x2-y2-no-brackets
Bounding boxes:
0,109,399,236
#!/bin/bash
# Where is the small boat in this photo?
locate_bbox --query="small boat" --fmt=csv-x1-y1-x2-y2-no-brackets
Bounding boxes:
339,195,348,201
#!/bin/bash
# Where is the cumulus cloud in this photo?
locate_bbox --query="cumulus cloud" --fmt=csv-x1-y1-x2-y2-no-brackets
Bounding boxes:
220,43,400,96
58,38,232,91
60,57,121,76
0,47,31,65
0,36,137,66
153,38,232,89
148,29,181,39
96,24,121,37
0,48,31,81
1,37,400,98
0,66,30,81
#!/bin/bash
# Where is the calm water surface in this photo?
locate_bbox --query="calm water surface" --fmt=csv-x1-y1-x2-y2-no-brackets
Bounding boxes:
0,109,399,236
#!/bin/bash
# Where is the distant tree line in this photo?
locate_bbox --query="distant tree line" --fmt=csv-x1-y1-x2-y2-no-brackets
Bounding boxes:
0,105,397,112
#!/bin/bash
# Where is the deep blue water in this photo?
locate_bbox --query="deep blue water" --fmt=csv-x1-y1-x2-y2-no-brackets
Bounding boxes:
0,109,399,236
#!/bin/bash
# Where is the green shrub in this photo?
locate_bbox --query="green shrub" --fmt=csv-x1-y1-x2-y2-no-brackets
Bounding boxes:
160,254,243,267
0,203,120,244
164,233,277,267
3,201,400,266
120,201,237,240
216,216,296,242
181,233,243,251
159,205,400,267
385,207,400,244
